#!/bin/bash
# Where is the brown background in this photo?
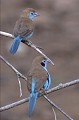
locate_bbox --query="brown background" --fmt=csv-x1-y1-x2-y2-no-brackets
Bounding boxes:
1,0,79,120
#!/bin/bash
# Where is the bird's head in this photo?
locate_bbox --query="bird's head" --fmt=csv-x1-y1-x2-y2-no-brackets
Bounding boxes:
21,8,39,21
32,56,50,69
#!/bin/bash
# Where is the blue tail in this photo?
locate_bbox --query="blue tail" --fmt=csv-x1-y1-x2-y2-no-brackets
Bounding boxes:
28,92,38,116
28,79,38,117
9,36,22,54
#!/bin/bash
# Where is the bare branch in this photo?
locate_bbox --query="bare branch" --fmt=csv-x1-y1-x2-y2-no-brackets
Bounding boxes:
0,31,54,65
0,97,29,112
0,31,14,38
52,107,57,120
0,55,27,81
0,55,27,97
0,79,79,112
44,79,79,95
17,74,23,97
44,95,74,120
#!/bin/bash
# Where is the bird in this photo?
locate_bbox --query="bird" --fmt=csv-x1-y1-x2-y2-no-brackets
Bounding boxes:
27,56,51,116
9,8,39,54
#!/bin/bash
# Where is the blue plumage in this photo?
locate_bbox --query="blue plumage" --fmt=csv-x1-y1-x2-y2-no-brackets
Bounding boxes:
9,36,22,54
43,73,51,90
28,79,38,116
29,92,38,116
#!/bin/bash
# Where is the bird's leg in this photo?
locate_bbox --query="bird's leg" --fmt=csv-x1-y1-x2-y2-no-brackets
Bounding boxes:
39,88,46,95
22,39,44,50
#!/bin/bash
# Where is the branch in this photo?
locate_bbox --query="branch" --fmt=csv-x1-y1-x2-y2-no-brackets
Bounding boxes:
0,79,79,112
0,55,27,81
52,107,57,120
0,31,54,65
0,98,29,112
44,95,74,120
17,74,23,97
0,55,27,97
44,79,79,95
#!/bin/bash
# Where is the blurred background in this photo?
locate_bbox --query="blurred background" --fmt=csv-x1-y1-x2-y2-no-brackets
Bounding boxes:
0,0,79,120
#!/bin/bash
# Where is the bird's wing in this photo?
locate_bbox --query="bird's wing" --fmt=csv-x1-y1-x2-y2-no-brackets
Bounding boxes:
27,67,48,92
13,18,34,38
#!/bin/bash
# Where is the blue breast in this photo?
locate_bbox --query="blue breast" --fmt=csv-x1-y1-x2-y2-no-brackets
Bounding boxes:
43,67,51,90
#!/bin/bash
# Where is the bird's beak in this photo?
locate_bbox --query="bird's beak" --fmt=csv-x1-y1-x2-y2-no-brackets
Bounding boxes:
34,12,40,17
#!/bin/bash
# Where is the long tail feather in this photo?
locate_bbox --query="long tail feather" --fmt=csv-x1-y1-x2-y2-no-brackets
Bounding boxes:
9,36,22,54
28,92,38,117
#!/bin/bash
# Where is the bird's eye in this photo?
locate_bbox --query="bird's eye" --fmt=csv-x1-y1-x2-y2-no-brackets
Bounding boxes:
43,60,45,63
41,62,45,67
31,12,34,15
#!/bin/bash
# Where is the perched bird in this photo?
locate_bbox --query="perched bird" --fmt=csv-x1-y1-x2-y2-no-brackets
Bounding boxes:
27,56,51,116
9,8,39,54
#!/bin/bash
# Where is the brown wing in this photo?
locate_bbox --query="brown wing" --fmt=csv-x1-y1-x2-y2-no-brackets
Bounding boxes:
27,67,48,92
13,18,34,38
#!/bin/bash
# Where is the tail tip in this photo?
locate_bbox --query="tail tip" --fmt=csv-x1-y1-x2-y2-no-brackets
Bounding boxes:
9,48,16,55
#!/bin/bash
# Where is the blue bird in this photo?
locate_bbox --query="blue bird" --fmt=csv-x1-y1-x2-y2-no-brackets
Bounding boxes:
9,8,39,54
27,56,51,116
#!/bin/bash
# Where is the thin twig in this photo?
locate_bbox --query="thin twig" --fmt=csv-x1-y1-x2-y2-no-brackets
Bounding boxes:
0,31,54,65
43,95,74,120
0,55,27,97
17,74,22,97
0,97,29,112
0,31,14,38
52,107,57,120
0,55,27,81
